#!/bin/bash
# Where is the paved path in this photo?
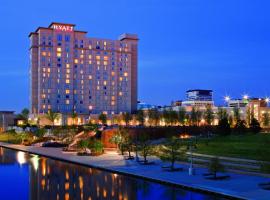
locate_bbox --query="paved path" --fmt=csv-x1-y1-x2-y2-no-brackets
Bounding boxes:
0,142,270,200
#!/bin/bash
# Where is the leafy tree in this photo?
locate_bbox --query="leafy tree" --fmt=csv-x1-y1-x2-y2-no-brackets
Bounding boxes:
45,110,60,126
178,107,186,125
121,112,132,126
71,111,78,126
262,112,270,127
110,127,128,155
159,137,184,171
204,105,214,125
98,113,107,125
233,107,240,125
138,133,152,164
148,108,160,126
234,120,247,134
217,108,228,121
217,117,231,136
208,157,225,179
249,118,261,134
136,110,145,126
34,128,46,138
190,107,202,126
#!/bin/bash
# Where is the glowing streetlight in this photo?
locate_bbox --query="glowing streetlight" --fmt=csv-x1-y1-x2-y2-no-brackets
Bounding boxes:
224,96,230,102
243,94,249,100
265,97,269,103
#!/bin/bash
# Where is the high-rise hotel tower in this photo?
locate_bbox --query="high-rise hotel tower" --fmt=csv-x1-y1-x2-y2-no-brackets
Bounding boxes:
29,23,138,117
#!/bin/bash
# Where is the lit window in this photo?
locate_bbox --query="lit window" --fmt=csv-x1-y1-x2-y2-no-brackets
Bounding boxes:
57,53,61,57
104,56,108,61
89,105,93,110
57,47,62,52
66,100,70,104
119,92,122,96
66,69,70,73
89,45,92,49
88,75,92,79
96,56,100,60
65,90,70,94
124,72,128,77
97,61,100,65
42,52,46,56
111,72,115,76
111,101,115,106
66,79,70,84
103,81,107,85
66,74,70,78
119,77,123,81
66,64,70,68
104,61,108,65
80,54,84,59
74,59,78,64
88,55,92,59
88,60,92,64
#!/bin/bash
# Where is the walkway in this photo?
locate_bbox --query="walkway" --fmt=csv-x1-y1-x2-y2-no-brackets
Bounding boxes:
0,142,269,200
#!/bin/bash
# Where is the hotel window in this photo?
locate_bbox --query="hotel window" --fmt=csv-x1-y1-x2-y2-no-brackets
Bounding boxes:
66,64,70,68
97,61,100,65
66,79,70,84
104,61,108,65
88,75,92,79
66,69,70,73
124,72,128,77
74,59,78,64
57,47,62,52
119,92,123,96
66,100,70,104
42,51,46,56
96,56,100,60
65,35,70,42
104,56,108,61
57,53,61,57
57,34,62,41
88,55,92,59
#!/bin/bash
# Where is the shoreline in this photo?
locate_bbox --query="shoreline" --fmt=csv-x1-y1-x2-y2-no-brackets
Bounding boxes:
1,142,269,200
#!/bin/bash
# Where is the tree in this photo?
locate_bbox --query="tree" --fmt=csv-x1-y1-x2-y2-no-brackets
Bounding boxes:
45,110,60,126
190,107,202,126
110,127,128,155
249,118,261,134
148,108,160,126
98,113,107,125
136,110,145,126
17,108,30,125
208,157,225,179
217,108,228,121
262,112,270,127
138,133,152,164
178,107,186,125
234,120,247,134
217,117,231,136
121,112,132,126
71,111,78,126
233,107,240,125
159,137,184,171
204,105,214,125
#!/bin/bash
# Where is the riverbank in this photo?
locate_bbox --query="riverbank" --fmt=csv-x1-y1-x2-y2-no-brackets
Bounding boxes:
0,142,269,200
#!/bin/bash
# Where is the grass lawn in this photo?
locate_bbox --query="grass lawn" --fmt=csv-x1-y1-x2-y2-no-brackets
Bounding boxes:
196,133,270,162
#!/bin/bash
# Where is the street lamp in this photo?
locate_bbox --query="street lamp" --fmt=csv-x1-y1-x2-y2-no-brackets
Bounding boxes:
224,96,230,102
243,94,249,100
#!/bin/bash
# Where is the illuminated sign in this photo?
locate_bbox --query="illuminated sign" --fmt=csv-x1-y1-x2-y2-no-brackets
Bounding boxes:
52,24,74,32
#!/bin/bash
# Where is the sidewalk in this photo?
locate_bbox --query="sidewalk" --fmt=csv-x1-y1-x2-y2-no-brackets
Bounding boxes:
0,142,269,200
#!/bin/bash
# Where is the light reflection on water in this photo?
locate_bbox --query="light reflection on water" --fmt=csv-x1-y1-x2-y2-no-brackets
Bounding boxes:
0,147,228,200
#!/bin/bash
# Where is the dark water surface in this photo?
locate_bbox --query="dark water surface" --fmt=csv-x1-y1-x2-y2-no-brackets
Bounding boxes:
0,147,229,200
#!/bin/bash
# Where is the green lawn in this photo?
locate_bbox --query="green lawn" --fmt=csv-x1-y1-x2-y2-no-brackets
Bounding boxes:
196,134,270,162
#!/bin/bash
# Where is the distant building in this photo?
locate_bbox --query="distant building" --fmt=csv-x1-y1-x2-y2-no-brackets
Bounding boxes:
137,101,157,110
182,89,214,107
29,22,138,124
0,111,16,132
227,99,248,108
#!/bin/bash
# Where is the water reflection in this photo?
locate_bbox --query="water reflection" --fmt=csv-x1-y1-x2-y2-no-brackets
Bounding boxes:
0,147,228,200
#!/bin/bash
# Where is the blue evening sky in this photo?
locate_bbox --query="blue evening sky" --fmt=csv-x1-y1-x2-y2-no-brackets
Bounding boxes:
0,0,270,112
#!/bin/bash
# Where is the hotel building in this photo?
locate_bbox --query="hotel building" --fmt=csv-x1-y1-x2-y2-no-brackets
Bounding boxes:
29,23,138,122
